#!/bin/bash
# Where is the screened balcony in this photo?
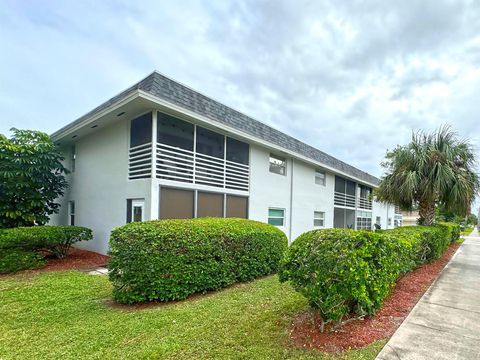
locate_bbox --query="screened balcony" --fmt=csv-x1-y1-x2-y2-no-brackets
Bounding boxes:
357,184,373,210
128,111,250,192
334,176,356,208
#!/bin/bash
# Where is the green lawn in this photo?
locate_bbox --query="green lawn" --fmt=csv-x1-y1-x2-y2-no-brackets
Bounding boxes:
0,271,384,359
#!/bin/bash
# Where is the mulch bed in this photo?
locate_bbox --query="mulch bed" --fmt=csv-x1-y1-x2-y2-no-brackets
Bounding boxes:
34,248,110,273
289,242,461,353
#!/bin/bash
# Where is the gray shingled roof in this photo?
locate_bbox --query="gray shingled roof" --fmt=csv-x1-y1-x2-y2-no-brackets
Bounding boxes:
53,71,379,185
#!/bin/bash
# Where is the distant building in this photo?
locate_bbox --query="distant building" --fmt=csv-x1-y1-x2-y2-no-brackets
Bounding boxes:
401,210,419,226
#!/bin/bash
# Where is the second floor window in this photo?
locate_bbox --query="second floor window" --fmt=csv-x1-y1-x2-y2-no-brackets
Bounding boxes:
269,154,286,175
315,170,326,186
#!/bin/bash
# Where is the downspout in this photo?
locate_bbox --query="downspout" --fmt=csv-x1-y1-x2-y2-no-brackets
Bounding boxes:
289,157,294,243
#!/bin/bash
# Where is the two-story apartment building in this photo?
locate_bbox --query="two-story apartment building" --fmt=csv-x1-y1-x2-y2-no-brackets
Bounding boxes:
49,71,401,254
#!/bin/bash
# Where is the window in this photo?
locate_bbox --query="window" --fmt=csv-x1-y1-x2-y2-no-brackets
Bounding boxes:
356,211,372,230
132,200,144,222
130,113,152,148
314,211,325,227
157,112,194,150
226,195,248,218
269,154,286,175
315,170,326,186
226,137,249,165
68,201,75,226
268,208,285,226
196,126,224,159
388,218,392,226
126,199,145,223
71,146,76,172
376,216,381,225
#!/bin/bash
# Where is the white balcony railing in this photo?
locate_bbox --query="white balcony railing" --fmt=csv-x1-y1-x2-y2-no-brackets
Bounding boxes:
334,191,356,208
128,142,152,179
358,197,373,210
156,142,249,191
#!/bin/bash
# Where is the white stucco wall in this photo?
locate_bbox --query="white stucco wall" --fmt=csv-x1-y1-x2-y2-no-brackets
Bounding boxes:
248,145,292,237
50,118,151,254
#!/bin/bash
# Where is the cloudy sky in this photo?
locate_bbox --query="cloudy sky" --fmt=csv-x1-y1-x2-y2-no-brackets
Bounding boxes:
1,0,480,211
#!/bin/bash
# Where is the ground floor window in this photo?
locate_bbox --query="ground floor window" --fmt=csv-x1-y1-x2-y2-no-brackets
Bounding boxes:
68,201,75,226
356,210,372,230
313,211,325,227
268,208,285,226
126,199,145,223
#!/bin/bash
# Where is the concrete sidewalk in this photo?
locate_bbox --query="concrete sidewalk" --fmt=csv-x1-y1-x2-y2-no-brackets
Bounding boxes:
376,227,480,360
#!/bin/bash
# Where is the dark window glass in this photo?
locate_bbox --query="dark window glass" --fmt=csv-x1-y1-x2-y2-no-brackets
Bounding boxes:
197,192,224,217
346,180,356,196
226,137,249,165
196,127,224,159
334,176,345,193
333,207,344,228
69,201,75,226
157,112,194,150
130,113,152,148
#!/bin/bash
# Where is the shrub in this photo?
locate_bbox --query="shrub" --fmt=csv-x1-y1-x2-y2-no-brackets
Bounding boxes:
0,250,46,273
109,218,288,304
279,223,457,330
0,226,92,259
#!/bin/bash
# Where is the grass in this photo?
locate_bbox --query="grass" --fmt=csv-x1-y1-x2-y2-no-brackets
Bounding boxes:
0,271,384,359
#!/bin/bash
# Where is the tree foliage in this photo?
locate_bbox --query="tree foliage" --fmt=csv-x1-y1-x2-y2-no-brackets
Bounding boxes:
376,126,479,225
0,128,68,228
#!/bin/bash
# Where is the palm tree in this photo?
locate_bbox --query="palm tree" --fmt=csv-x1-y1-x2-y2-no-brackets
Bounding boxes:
376,126,479,226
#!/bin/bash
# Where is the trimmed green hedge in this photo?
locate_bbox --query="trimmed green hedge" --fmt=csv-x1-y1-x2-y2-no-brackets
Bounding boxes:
109,218,288,304
279,223,459,329
0,225,92,259
0,250,46,273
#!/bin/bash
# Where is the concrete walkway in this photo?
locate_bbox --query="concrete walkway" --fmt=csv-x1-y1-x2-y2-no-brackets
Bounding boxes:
377,227,480,360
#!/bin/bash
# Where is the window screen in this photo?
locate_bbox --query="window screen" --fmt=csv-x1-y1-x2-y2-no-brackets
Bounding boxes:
157,112,194,150
226,137,249,165
226,195,248,218
269,154,286,175
160,188,194,219
196,126,224,159
130,113,152,148
315,170,325,185
268,208,285,226
197,192,224,218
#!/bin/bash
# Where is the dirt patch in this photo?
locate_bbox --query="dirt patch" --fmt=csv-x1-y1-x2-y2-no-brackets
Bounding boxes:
36,248,110,272
289,242,461,352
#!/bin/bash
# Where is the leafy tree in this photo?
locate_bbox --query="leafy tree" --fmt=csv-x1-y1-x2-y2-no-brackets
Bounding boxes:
0,128,68,228
376,126,479,226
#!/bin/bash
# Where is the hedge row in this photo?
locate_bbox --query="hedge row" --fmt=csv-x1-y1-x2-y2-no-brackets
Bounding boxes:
0,225,92,273
108,218,288,304
278,222,460,329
